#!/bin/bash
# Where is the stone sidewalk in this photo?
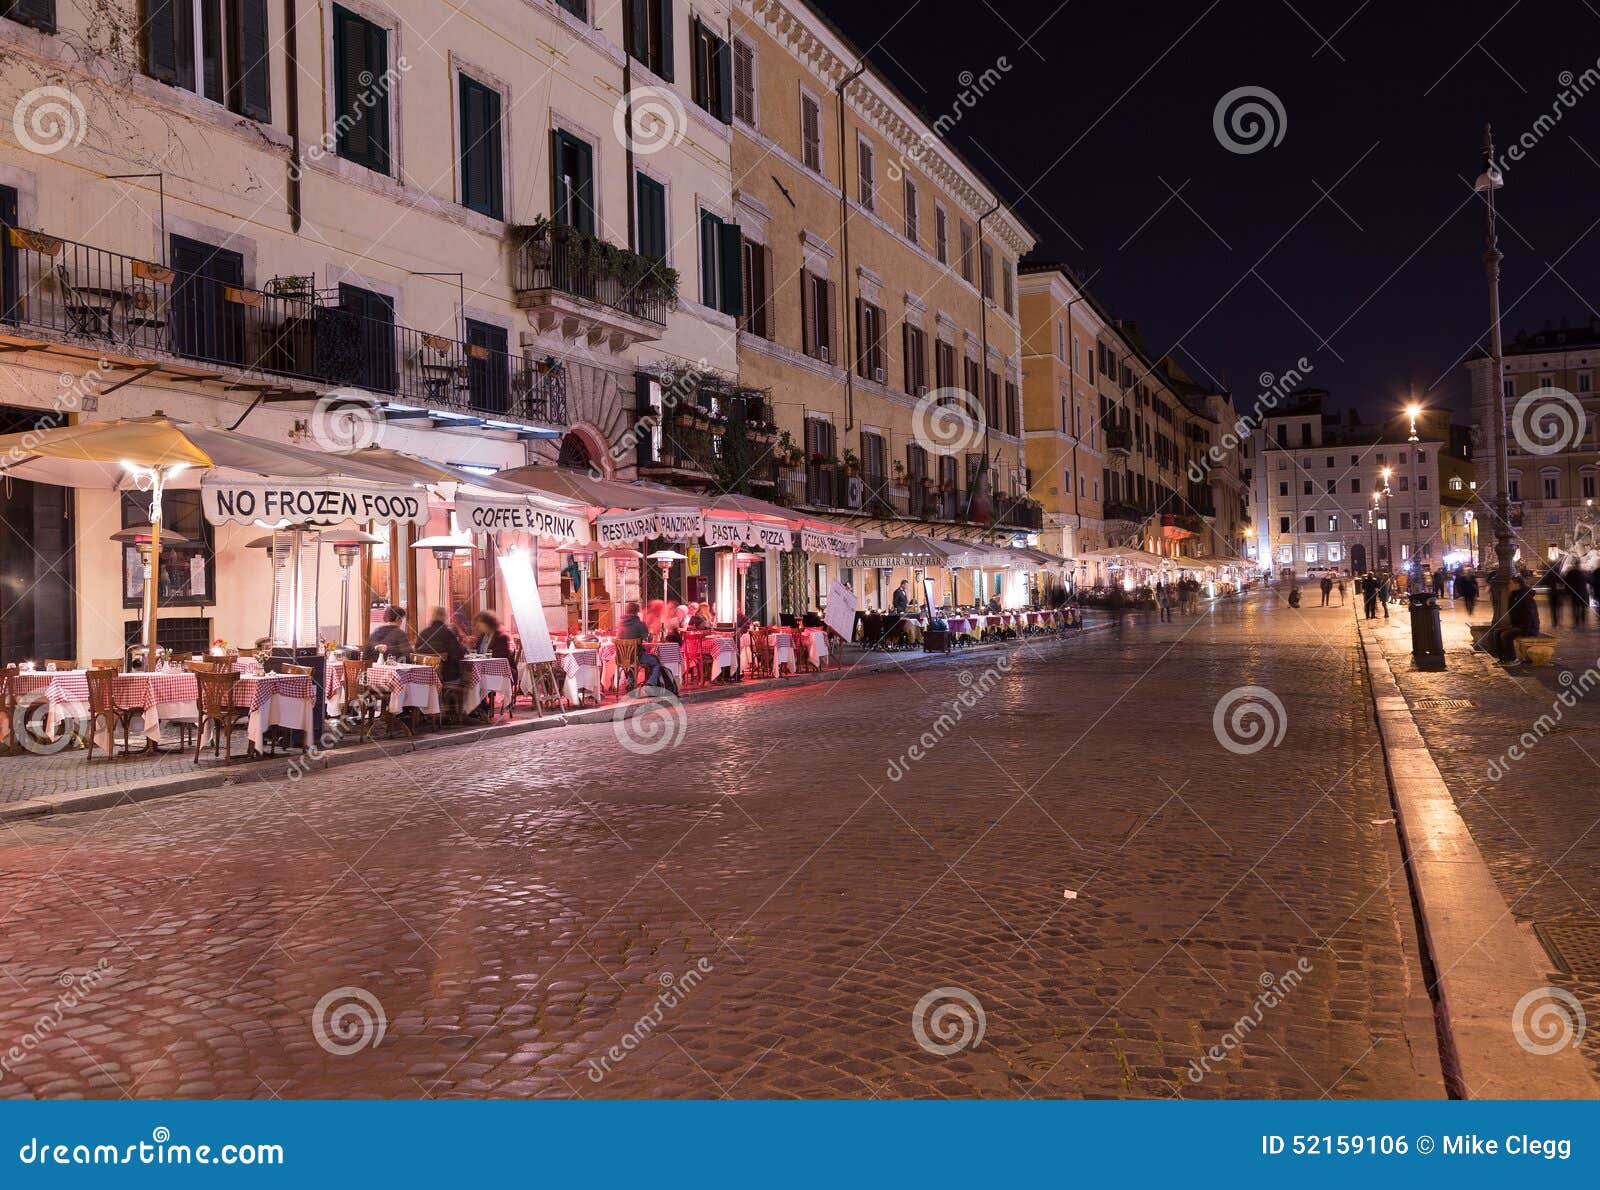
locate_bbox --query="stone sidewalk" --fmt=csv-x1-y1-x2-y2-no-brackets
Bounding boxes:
1361,596,1600,1087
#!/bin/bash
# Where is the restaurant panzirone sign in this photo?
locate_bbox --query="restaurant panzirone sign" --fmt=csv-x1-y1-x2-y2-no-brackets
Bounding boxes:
454,494,589,544
596,507,704,545
703,515,793,551
201,479,428,526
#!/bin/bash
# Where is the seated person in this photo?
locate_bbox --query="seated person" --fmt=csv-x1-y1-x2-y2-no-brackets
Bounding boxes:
363,606,411,661
689,602,714,630
471,611,513,661
986,595,1003,615
617,601,664,689
417,607,466,685
1494,575,1543,662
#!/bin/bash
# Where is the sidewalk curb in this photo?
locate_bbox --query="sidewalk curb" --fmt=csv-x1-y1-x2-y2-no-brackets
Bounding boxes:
0,620,1112,826
1355,614,1600,1099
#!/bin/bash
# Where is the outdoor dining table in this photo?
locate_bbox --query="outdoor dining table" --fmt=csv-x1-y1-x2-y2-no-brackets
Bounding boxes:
20,669,199,752
769,631,796,674
206,673,316,754
558,646,602,706
461,655,514,714
799,627,830,667
363,662,442,715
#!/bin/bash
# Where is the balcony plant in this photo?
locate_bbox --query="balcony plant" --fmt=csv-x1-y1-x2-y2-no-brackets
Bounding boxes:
775,430,804,467
841,448,861,476
809,450,838,468
512,218,680,309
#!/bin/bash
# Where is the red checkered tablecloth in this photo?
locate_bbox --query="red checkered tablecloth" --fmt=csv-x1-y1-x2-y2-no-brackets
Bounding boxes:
36,671,198,712
364,664,443,695
462,657,513,688
230,674,315,712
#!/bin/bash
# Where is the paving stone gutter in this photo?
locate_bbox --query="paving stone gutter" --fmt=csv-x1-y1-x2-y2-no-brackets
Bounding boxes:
0,620,1112,825
1355,610,1600,1098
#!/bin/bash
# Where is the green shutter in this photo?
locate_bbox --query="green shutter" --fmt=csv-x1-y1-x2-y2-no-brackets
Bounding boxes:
10,0,56,33
715,33,733,124
656,0,674,82
460,76,503,219
718,221,742,317
699,211,718,307
228,0,271,121
635,173,666,258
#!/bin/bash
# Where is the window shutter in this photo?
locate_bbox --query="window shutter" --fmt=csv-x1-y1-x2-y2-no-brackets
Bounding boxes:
718,220,742,316
689,16,705,106
143,0,183,85
854,297,865,376
715,34,733,123
699,211,718,307
571,135,594,234
625,0,648,62
657,0,675,81
228,0,271,120
732,39,753,124
9,0,55,32
800,271,813,356
902,322,912,393
823,281,835,356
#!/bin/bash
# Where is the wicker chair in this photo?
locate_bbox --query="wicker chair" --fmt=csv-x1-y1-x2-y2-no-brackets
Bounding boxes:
194,671,246,763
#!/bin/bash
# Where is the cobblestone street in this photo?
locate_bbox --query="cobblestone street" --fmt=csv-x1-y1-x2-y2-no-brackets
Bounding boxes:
0,595,1445,1099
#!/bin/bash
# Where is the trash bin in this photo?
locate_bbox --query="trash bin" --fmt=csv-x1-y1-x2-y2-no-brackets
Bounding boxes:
1408,592,1443,660
924,628,951,653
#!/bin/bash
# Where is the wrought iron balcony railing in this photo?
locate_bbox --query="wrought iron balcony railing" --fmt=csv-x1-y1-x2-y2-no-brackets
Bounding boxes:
510,222,674,327
0,226,567,427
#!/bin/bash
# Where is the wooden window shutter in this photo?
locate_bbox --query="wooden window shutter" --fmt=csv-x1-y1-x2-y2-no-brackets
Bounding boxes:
699,211,718,307
718,221,742,316
854,297,865,376
228,0,271,120
10,0,56,33
625,0,649,62
689,16,706,106
823,281,835,355
715,33,733,123
800,271,814,356
657,0,674,82
144,0,188,87
733,39,754,124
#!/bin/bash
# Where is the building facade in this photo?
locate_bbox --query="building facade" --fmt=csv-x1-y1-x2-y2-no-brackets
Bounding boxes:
1242,391,1447,577
727,0,1038,609
1018,263,1245,587
0,0,751,661
1468,320,1600,569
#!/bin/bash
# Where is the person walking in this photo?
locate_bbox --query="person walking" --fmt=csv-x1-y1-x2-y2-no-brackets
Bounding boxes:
1336,575,1347,606
1460,569,1479,617
1156,582,1172,623
1362,573,1379,620
1377,572,1391,618
1319,575,1333,606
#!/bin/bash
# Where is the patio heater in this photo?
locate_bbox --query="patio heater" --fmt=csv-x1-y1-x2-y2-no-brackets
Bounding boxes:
647,548,688,604
731,549,759,619
267,522,327,745
600,547,644,619
323,529,384,651
557,545,597,633
111,522,193,669
413,527,479,627
116,459,190,667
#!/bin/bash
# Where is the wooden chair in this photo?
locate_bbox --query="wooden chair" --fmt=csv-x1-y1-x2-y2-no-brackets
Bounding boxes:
345,658,410,740
91,657,126,672
194,671,246,763
84,668,139,762
0,665,18,755
42,659,77,672
612,639,640,695
749,633,775,679
282,663,314,677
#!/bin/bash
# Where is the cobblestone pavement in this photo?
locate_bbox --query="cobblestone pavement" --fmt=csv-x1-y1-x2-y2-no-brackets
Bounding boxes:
0,595,1444,1099
1363,595,1600,1086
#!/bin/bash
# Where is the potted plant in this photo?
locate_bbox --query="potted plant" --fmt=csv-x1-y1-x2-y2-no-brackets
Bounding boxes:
776,430,804,468
841,448,861,476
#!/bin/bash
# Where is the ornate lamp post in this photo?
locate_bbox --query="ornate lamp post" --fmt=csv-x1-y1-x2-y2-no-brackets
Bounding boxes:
1380,467,1395,576
1406,401,1423,579
1476,125,1514,616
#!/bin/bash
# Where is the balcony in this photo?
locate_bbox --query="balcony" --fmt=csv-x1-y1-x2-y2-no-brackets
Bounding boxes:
636,393,778,493
511,221,674,352
0,226,566,432
995,496,1044,531
1105,425,1134,460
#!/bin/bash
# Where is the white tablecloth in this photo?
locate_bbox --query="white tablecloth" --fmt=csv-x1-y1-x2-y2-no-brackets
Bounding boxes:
28,670,199,752
462,656,514,712
364,664,442,715
800,629,829,666
202,674,315,752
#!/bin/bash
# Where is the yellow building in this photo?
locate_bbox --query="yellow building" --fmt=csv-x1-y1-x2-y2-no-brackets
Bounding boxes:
0,0,742,659
728,0,1037,610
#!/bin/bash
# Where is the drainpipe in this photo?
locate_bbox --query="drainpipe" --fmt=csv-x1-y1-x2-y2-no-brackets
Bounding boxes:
285,0,302,232
835,61,867,432
621,13,636,254
974,199,1000,531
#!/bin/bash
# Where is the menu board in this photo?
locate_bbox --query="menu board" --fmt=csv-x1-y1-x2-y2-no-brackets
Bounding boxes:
824,579,857,643
500,550,556,663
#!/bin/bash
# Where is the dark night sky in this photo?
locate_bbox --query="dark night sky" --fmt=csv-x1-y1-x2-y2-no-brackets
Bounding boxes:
809,0,1600,422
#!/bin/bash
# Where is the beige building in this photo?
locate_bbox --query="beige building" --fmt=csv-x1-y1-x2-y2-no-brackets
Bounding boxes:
0,0,744,661
1018,263,1244,588
1469,320,1600,568
727,0,1038,611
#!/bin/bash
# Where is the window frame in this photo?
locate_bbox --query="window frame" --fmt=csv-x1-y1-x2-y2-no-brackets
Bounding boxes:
330,3,396,175
456,68,506,220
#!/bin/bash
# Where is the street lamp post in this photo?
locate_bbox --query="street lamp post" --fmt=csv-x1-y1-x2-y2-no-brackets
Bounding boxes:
1371,492,1381,574
1476,125,1515,616
1406,402,1423,579
1380,467,1395,579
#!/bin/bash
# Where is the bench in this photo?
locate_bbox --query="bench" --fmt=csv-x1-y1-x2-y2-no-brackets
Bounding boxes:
1514,635,1557,666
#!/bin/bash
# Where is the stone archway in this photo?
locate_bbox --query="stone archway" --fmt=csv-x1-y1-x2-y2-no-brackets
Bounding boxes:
1351,542,1367,574
556,423,614,478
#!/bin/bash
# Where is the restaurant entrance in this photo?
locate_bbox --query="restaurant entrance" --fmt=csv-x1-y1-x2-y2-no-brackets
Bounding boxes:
0,406,76,665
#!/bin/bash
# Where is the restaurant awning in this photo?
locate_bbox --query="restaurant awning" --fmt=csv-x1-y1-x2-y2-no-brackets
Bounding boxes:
856,534,965,568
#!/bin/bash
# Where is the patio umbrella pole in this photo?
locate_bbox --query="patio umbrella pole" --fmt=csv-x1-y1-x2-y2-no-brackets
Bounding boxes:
144,511,161,664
